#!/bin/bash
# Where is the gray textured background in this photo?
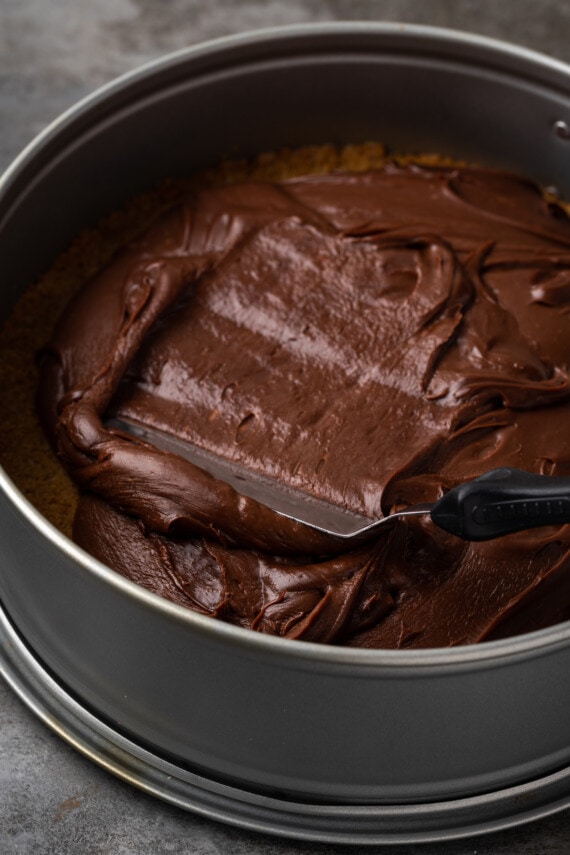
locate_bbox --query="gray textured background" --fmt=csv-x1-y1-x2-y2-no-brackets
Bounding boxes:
2,1,570,853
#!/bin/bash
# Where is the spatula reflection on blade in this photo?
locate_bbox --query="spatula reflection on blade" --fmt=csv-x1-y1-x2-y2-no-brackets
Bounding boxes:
106,417,570,543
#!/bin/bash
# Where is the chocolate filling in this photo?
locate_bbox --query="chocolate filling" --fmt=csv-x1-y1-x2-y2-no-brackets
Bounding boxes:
38,162,570,647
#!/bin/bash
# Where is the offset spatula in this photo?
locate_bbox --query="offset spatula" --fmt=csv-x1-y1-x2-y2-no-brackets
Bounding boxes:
108,417,570,542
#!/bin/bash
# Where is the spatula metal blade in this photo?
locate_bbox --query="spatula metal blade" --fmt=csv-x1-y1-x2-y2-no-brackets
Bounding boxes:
106,416,383,537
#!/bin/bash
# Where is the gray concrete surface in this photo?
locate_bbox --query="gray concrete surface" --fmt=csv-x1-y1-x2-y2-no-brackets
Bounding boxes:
2,1,570,852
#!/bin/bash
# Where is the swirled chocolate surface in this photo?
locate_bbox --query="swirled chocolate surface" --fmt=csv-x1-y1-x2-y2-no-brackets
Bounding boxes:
38,162,570,647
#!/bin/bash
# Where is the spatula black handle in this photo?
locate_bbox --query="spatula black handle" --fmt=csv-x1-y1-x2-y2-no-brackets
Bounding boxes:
431,468,570,541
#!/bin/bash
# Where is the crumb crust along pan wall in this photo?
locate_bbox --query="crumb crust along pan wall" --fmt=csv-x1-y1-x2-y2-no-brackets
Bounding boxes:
2,23,570,843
